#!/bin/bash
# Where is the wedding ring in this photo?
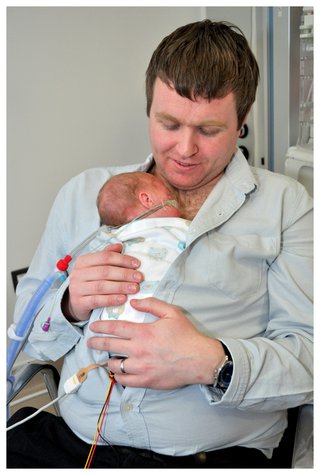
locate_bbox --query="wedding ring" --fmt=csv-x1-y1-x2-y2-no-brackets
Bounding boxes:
120,358,127,374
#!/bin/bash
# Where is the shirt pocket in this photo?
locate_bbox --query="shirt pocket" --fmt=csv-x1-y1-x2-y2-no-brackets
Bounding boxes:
208,233,278,299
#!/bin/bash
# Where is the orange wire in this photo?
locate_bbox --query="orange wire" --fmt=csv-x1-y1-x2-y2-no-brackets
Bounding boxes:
84,373,115,468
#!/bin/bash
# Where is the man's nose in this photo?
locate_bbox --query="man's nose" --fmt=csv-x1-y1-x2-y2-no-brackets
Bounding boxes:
176,129,199,157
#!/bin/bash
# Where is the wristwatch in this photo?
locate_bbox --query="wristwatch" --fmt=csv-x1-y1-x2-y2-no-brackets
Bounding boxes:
212,343,233,390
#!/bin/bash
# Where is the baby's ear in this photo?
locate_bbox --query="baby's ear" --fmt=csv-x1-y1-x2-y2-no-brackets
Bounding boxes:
138,191,155,209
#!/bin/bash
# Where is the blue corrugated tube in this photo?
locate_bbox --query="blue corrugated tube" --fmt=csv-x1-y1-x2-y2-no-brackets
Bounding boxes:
6,227,107,411
6,226,106,381
6,271,66,376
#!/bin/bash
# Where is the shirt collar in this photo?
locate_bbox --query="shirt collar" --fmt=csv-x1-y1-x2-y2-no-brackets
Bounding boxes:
224,149,257,196
186,150,258,243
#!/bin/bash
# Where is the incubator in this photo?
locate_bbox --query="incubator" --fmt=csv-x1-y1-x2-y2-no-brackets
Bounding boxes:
285,7,313,196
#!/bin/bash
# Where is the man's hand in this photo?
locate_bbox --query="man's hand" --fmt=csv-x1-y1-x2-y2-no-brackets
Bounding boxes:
62,243,144,322
88,297,225,389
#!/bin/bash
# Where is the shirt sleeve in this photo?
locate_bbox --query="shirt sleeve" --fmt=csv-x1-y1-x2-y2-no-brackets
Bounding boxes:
201,182,313,411
12,168,109,361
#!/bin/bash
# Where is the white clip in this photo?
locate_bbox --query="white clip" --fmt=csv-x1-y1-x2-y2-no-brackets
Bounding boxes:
7,324,25,342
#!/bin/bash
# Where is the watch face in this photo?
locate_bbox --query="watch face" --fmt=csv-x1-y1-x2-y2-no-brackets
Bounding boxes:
219,361,233,388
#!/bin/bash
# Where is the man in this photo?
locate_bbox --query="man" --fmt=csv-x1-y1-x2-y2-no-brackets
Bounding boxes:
7,20,313,468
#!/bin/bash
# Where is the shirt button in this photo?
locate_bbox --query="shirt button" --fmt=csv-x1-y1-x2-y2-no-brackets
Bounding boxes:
123,403,133,412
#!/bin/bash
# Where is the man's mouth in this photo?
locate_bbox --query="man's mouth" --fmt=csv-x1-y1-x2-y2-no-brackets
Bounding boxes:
173,159,196,169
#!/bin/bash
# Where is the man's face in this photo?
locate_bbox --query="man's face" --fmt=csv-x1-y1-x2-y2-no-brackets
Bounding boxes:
149,78,241,192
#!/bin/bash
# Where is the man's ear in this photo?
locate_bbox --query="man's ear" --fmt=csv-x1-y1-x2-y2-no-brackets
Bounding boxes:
238,109,251,135
138,191,155,209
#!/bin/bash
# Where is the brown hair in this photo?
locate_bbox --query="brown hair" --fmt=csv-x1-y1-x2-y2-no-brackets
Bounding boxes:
146,20,259,129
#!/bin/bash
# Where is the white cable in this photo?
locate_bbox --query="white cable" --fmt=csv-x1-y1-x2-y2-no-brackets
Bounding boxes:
6,393,66,432
7,366,106,431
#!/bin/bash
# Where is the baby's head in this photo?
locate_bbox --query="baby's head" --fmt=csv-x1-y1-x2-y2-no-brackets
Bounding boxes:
97,171,181,226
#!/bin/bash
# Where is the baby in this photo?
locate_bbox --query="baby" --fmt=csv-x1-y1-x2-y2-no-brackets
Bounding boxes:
91,171,190,332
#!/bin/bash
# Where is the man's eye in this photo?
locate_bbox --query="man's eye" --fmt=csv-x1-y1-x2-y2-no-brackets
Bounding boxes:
199,127,220,137
162,122,179,131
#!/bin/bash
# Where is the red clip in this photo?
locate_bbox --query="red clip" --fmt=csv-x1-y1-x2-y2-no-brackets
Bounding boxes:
56,255,72,271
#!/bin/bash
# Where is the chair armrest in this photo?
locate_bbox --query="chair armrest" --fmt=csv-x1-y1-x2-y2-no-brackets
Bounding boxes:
8,363,61,415
291,404,313,468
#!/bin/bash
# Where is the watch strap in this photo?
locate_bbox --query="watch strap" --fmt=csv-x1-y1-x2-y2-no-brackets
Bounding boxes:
220,342,232,361
212,342,233,389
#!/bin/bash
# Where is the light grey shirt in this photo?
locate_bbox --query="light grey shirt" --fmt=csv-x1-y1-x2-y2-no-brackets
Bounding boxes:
14,151,313,457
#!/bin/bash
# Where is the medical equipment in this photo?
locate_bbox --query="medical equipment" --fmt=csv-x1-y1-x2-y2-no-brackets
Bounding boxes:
6,362,115,431
6,199,179,407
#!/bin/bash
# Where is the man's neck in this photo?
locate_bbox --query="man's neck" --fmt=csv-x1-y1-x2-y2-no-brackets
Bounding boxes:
148,163,224,220
175,181,218,220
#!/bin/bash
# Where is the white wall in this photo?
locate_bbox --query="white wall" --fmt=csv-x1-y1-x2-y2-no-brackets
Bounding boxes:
7,6,203,326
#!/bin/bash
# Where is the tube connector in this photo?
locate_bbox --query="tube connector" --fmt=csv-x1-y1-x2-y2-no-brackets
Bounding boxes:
56,255,72,271
63,373,82,394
